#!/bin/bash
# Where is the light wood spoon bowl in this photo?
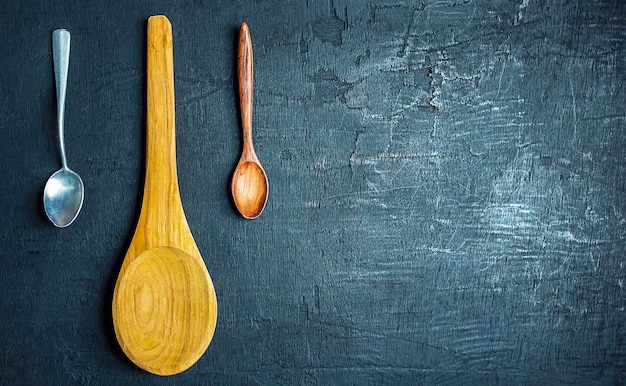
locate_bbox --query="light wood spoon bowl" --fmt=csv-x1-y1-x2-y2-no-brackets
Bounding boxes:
231,22,268,219
112,15,217,376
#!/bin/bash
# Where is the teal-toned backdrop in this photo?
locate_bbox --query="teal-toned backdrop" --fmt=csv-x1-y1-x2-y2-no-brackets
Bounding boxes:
1,1,625,384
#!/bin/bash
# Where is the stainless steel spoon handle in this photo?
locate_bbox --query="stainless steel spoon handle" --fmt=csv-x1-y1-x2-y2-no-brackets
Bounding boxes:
52,29,70,168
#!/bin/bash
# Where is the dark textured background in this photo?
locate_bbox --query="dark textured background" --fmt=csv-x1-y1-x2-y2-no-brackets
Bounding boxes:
1,0,625,384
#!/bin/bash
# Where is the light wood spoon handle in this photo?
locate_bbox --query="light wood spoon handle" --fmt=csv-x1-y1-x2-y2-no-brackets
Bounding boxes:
124,15,199,261
146,15,177,192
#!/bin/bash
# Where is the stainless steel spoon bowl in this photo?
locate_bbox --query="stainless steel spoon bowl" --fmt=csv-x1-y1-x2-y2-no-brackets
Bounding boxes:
43,29,84,228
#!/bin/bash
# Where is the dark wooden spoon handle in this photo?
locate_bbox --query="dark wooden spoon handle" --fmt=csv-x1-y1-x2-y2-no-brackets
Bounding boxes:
238,22,255,159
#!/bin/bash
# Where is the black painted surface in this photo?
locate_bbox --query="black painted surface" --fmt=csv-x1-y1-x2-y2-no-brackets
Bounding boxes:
1,1,625,384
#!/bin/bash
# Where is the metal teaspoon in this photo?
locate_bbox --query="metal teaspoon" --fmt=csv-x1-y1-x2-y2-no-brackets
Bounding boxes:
43,29,84,227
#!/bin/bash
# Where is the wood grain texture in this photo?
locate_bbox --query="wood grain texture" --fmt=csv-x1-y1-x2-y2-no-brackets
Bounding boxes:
111,15,217,376
231,22,269,219
0,0,625,384
113,247,214,375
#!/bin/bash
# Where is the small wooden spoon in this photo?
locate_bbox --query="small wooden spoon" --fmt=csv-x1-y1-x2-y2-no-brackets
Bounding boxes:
112,15,217,376
231,22,269,219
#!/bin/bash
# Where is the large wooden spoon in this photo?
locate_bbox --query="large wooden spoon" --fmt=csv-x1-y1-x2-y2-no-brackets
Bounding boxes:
231,22,268,219
112,15,217,376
